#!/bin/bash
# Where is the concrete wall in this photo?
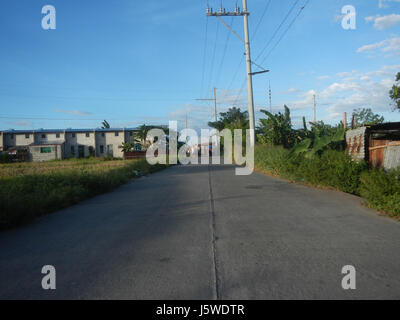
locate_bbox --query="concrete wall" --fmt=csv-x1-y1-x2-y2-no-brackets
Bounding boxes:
15,133,35,146
3,133,16,149
34,132,65,145
29,145,64,162
98,131,125,158
64,132,95,158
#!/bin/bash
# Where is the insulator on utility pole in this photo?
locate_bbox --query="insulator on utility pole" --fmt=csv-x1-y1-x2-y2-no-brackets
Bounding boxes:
205,0,257,147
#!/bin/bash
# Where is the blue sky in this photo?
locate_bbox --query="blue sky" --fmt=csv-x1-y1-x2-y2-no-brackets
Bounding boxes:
0,0,399,131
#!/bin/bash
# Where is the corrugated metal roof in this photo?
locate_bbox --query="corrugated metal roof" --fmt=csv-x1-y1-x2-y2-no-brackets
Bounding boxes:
29,141,66,146
1,127,139,134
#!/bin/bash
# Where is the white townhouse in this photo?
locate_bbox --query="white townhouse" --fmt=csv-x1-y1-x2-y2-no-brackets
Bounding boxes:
0,127,138,162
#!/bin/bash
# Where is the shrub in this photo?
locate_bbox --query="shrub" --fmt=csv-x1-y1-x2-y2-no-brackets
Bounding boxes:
0,152,10,163
255,145,399,217
360,168,400,217
254,145,291,176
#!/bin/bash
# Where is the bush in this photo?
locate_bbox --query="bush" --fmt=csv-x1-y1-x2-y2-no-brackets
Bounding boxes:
255,145,399,218
255,146,366,194
254,145,291,176
360,168,400,217
294,150,367,194
0,152,10,163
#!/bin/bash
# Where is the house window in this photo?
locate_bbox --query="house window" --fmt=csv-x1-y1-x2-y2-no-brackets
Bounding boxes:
41,134,46,139
72,133,76,138
56,133,60,138
86,133,90,137
71,146,75,154
25,134,30,139
101,132,105,137
115,132,119,137
100,145,104,153
40,147,51,153
129,132,133,136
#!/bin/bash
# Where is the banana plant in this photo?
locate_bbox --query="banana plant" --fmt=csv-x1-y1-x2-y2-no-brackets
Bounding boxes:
292,121,345,156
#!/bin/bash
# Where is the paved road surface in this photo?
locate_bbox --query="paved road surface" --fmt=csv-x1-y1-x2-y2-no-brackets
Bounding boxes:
0,164,399,299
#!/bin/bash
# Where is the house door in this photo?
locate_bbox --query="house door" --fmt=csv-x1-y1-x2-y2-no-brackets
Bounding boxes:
78,145,85,158
107,145,113,157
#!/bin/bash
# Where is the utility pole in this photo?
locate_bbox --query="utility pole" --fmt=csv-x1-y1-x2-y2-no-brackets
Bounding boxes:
207,0,256,147
196,87,218,122
269,81,272,113
313,94,317,123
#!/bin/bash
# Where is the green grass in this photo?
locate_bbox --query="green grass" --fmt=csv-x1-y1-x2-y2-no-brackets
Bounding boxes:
0,158,167,230
255,145,400,219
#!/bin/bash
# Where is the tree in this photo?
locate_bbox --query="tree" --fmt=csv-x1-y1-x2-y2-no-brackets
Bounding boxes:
389,72,400,111
134,124,151,149
351,108,384,127
257,105,296,148
208,107,249,131
101,120,110,129
133,124,169,150
292,121,345,157
119,142,133,153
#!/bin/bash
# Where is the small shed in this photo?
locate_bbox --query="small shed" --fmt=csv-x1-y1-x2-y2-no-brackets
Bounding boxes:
28,141,65,162
346,122,400,170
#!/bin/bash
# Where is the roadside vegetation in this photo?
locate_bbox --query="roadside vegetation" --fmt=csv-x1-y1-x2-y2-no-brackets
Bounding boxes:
254,105,399,219
0,158,167,230
255,145,400,218
211,102,399,219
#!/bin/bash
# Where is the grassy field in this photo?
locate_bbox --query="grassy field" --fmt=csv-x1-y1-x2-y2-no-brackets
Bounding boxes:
0,158,167,230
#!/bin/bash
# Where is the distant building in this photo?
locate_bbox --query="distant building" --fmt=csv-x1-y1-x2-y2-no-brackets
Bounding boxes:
0,127,138,162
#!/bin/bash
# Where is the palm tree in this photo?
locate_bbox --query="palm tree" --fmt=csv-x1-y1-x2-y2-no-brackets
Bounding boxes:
101,120,110,129
134,124,151,149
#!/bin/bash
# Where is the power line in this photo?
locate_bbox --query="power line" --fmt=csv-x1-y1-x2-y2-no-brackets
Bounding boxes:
214,16,234,88
232,78,247,107
0,92,191,101
251,0,271,40
260,0,310,65
254,0,300,62
200,14,209,97
227,57,243,93
207,18,220,95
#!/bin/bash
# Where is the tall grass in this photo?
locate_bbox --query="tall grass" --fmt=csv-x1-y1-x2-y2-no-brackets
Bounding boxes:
255,145,400,218
0,158,167,230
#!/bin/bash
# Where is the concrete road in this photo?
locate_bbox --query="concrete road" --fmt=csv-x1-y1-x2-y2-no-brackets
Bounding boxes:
0,164,399,299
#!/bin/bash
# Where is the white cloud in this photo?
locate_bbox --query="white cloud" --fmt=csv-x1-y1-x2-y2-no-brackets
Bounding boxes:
53,109,93,116
6,120,32,127
278,65,398,122
317,75,330,80
322,66,397,119
277,88,298,94
378,0,400,9
357,37,400,56
365,14,400,30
